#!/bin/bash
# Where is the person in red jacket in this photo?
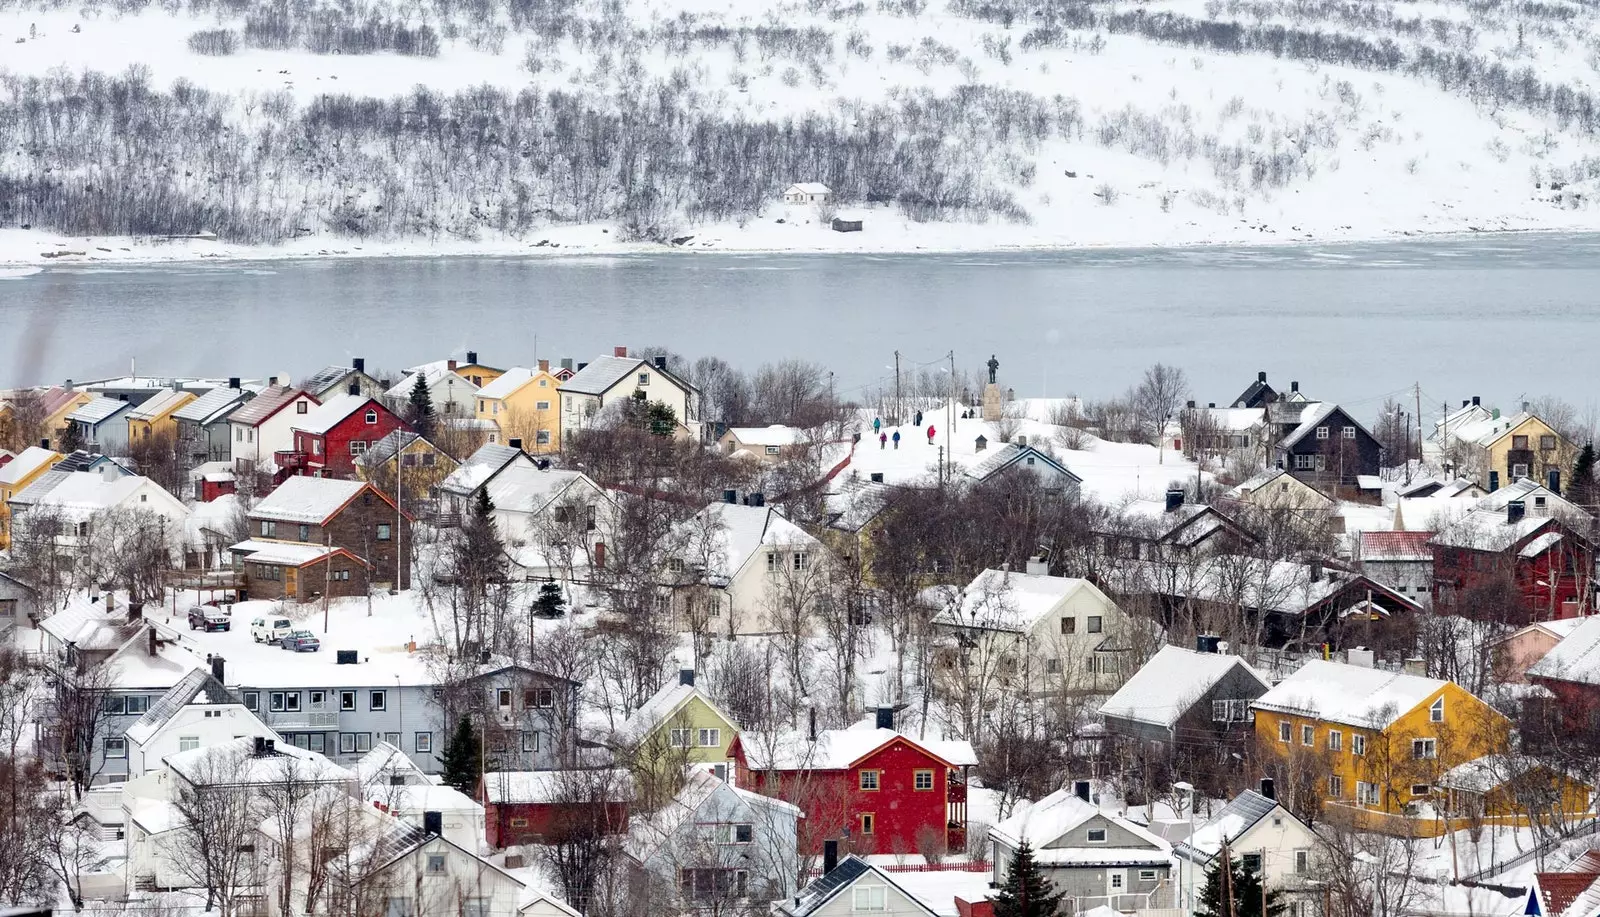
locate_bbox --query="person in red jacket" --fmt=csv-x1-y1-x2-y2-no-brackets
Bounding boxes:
926,425,936,444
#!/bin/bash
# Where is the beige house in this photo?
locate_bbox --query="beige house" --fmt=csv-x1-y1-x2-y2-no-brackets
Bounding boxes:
1224,467,1335,513
718,424,808,464
930,563,1139,695
558,348,696,440
1493,618,1586,684
666,500,827,636
1175,784,1320,915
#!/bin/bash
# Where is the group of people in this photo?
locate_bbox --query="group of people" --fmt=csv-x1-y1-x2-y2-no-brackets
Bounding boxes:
872,414,936,449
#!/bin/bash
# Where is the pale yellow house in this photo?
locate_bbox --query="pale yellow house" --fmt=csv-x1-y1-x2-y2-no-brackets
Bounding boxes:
354,430,461,504
0,446,64,549
1436,408,1576,491
613,671,741,808
476,363,562,453
126,389,197,444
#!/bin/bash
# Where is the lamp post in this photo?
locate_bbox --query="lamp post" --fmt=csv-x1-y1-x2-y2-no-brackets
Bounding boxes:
1174,780,1197,916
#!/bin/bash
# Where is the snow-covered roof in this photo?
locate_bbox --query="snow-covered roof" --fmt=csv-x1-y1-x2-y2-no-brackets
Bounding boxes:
1435,754,1572,795
824,478,893,533
725,425,806,447
990,788,1169,860
627,769,800,863
475,366,536,401
301,364,363,396
1252,659,1452,729
485,463,600,517
1278,402,1358,449
560,356,649,396
777,856,935,917
229,539,351,567
125,668,243,745
1528,616,1600,686
930,569,1101,634
436,443,526,497
1100,555,1416,618
738,725,976,771
481,769,634,805
67,396,131,425
39,597,134,648
1191,407,1266,431
172,386,250,425
229,385,311,427
786,182,832,194
1521,531,1565,559
251,476,368,524
615,678,738,743
385,364,480,399
1099,646,1268,728
125,388,194,421
675,502,820,584
1174,789,1290,863
293,393,375,435
354,741,429,787
22,472,179,523
1430,508,1558,551
357,430,424,470
965,442,1080,484
0,446,59,486
167,736,353,787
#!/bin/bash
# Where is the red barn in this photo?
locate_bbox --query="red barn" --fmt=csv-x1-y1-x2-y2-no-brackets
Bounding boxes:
480,770,631,849
284,390,410,479
730,707,977,857
1430,481,1594,625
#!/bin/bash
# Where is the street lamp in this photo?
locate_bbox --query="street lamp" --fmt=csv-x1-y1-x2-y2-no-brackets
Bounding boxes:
1174,781,1197,916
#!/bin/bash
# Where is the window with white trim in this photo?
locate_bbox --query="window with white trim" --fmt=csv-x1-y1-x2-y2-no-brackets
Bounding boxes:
1352,734,1366,756
852,886,887,912
1328,730,1342,752
1212,699,1249,723
1279,721,1291,742
699,728,720,747
1301,724,1314,746
1413,738,1437,759
1086,828,1107,843
1316,426,1329,440
1430,697,1444,722
1356,781,1381,806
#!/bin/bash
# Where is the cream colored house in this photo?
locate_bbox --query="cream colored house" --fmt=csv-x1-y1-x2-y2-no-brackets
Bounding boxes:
1175,784,1320,915
476,363,563,453
718,424,808,465
559,349,696,440
1224,467,1335,513
665,500,826,636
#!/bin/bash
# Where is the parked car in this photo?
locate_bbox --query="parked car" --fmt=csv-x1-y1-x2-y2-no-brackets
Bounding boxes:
187,605,231,631
251,617,293,644
280,630,321,652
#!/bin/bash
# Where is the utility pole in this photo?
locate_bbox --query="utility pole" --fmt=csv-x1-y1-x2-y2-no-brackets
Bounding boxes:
894,350,901,424
947,350,955,481
1414,382,1423,473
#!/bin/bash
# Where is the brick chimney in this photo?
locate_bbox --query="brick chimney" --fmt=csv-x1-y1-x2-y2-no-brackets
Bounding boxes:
613,346,628,358
538,359,549,372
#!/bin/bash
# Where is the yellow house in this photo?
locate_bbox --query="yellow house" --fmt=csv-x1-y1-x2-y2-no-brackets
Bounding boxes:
447,351,506,389
0,446,65,549
126,389,197,444
1253,659,1509,830
475,364,562,453
354,430,461,504
0,387,91,452
1434,755,1592,827
614,670,739,808
1438,408,1576,490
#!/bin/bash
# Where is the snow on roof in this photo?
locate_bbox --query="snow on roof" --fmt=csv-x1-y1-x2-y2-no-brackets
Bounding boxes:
786,182,831,194
437,443,525,496
725,425,806,447
0,446,59,486
1278,402,1345,449
561,356,648,396
385,364,480,399
1435,755,1571,794
475,366,537,401
1174,790,1284,863
293,393,374,435
358,430,423,470
627,769,800,863
127,797,186,835
884,870,994,917
824,478,893,533
1528,616,1600,686
965,442,1080,483
125,388,194,421
615,679,737,742
777,857,934,917
39,597,131,647
990,788,1169,855
125,668,242,745
167,736,353,786
1430,509,1557,551
930,569,1097,634
103,627,205,690
1101,555,1410,618
252,476,367,524
481,769,634,804
1358,531,1436,562
1252,659,1451,729
1520,531,1565,559
676,502,820,584
25,472,177,522
229,385,311,427
353,741,429,787
229,538,350,567
739,726,976,771
1099,646,1268,728
485,463,597,516
1192,407,1266,431
302,364,361,396
172,386,250,424
67,396,131,425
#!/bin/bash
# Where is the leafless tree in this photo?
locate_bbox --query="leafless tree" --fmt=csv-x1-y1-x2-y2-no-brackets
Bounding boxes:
1133,364,1190,445
537,768,631,914
78,507,177,601
1312,809,1432,917
0,389,47,454
163,746,264,916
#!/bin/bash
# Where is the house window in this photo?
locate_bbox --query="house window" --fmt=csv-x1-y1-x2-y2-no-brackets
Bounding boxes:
1352,734,1366,756
349,441,367,456
1294,453,1316,470
1087,615,1103,634
297,401,308,414
384,897,415,917
311,440,322,456
525,688,555,708
536,430,551,445
1541,434,1557,451
271,691,301,712
179,736,199,752
104,737,127,758
243,691,259,711
1430,698,1443,722
715,823,754,844
1328,775,1343,798
340,691,356,711
793,552,808,572
1356,782,1381,806
765,446,781,456
462,899,488,917
859,770,880,791
1513,435,1529,449
1328,730,1342,752
1139,869,1158,881
766,553,779,573
1411,784,1431,796
126,695,149,714
1242,853,1262,874
852,886,887,912
1044,658,1062,674
426,854,446,875
536,401,551,411
1342,426,1356,439
1212,699,1248,723
669,728,692,748
370,690,386,711
1279,721,1292,742
1087,828,1107,843
1111,872,1125,890
522,731,540,753
1060,616,1076,635
1513,463,1530,479
509,817,528,828
260,520,277,537
1412,738,1437,759
377,523,392,541
698,728,720,747
365,410,378,425
1316,426,1329,440
859,813,875,835
914,770,935,791
637,373,650,386
1295,850,1310,874
1301,725,1314,746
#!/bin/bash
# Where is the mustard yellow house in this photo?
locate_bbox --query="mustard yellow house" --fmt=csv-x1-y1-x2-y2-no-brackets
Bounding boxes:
613,670,740,808
475,363,562,453
354,430,461,503
0,446,64,549
448,351,506,389
1436,407,1576,491
1253,659,1509,829
126,389,197,444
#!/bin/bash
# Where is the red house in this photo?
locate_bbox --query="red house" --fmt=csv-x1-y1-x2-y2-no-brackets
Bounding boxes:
730,707,977,857
1430,482,1595,624
480,770,631,848
1525,615,1600,739
283,390,410,479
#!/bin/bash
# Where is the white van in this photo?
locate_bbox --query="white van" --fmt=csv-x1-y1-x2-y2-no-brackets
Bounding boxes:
250,616,293,644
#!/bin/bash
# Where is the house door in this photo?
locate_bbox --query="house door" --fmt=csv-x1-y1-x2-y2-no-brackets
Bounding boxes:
1106,869,1125,899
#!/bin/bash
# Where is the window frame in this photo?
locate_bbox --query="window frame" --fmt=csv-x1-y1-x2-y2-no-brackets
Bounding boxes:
859,769,881,791
370,690,387,712
1328,729,1342,751
1086,827,1108,844
1301,724,1314,746
1279,721,1292,742
852,885,887,912
415,732,432,754
913,769,935,791
104,736,128,758
1430,697,1444,722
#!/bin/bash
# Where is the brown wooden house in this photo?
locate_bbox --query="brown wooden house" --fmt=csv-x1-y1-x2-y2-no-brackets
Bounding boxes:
231,476,412,599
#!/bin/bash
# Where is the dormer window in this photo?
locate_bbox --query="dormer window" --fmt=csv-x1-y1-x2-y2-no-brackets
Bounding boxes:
365,410,378,425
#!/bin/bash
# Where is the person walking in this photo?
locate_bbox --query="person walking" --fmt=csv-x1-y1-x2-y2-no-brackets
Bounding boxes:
879,432,887,449
926,424,936,444
892,431,901,450
873,417,881,434
914,410,923,427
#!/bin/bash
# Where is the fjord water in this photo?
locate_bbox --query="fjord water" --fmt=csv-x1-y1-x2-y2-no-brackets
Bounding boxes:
4,235,1599,407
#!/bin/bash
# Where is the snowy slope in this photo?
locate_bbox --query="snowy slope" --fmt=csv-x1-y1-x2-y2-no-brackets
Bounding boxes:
5,0,1600,261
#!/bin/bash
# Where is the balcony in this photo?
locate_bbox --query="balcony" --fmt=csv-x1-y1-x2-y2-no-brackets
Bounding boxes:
265,710,339,730
947,775,967,804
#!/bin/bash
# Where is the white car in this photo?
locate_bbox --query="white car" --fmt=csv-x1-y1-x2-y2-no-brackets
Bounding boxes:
250,616,293,644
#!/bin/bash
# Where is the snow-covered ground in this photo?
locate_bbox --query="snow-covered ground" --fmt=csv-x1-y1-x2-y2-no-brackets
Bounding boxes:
6,0,1600,262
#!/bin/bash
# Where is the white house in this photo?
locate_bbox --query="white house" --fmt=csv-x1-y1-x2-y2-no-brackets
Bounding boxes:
483,461,615,564
123,666,278,780
773,854,940,917
8,467,190,565
930,565,1138,694
0,570,38,631
965,442,1082,490
783,183,834,204
666,500,827,636
558,349,696,440
387,360,481,417
227,385,321,474
718,424,809,465
1174,783,1319,915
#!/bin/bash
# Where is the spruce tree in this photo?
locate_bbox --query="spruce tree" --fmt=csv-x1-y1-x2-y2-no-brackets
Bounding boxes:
441,718,482,797
1196,851,1285,917
408,373,435,438
534,579,567,618
992,841,1065,917
646,400,678,436
1574,442,1597,510
58,420,84,454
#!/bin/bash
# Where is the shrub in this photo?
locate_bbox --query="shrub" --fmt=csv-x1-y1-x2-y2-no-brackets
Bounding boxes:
187,28,239,55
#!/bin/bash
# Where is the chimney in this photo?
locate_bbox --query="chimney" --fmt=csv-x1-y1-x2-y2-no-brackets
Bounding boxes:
1548,469,1562,495
808,707,817,742
1073,780,1091,802
39,438,48,449
538,359,550,372
875,705,893,730
653,356,667,370
347,382,361,396
1508,500,1526,524
101,463,119,483
560,358,573,371
577,362,588,372
105,593,115,611
594,541,606,568
508,438,523,451
869,472,884,483
423,811,443,836
723,489,738,504
228,376,240,389
467,351,478,365
750,492,765,508
1346,647,1375,668
447,359,458,371
1403,657,1426,677
1257,371,1267,383
211,655,226,684
1164,488,1184,512
822,839,839,876
1196,634,1220,654
1310,561,1323,582
1185,400,1195,409
254,736,266,756
1291,380,1299,393
146,626,157,657
268,375,279,386
975,435,988,452
1259,777,1276,800
1523,401,1531,413
1488,471,1499,492
1473,395,1481,406
1025,555,1049,576
1208,402,1216,409
680,668,695,687
1461,400,1469,408
352,357,365,373
613,346,628,358
264,738,275,754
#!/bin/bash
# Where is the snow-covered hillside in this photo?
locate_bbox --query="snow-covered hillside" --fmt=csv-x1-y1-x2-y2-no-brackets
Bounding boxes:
4,0,1600,260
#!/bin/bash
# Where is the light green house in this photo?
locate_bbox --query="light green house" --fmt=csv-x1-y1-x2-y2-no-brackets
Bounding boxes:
615,670,740,808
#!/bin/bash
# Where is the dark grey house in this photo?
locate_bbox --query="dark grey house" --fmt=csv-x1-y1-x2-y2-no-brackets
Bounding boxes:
1098,643,1271,749
1274,403,1384,489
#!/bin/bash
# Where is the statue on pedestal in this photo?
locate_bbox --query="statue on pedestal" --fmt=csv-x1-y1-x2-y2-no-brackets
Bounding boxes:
987,354,1000,385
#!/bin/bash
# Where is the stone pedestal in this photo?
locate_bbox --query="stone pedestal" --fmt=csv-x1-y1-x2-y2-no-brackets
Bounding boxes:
982,383,1003,422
